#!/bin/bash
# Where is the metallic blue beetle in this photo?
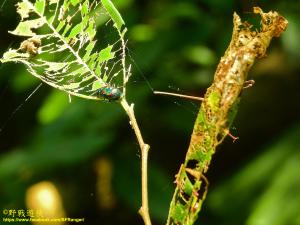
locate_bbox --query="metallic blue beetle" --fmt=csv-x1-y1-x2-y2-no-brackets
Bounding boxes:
98,86,123,101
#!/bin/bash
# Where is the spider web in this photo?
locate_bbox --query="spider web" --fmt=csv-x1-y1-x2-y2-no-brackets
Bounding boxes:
0,0,130,101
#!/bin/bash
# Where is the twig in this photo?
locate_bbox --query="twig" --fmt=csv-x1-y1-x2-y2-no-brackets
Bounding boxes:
166,7,288,225
120,98,152,225
153,91,204,101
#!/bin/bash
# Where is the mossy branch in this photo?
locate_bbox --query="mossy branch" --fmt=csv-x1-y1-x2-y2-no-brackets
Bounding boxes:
166,7,288,225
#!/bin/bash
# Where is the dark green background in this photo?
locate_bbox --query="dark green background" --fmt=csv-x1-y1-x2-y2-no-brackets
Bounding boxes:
1,0,300,224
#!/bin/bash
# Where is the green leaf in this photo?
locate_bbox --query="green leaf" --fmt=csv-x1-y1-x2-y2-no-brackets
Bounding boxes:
1,0,130,101
101,0,125,32
172,203,188,224
81,0,89,15
98,45,115,63
9,18,45,36
70,0,80,6
1,50,28,62
68,23,83,38
35,0,46,15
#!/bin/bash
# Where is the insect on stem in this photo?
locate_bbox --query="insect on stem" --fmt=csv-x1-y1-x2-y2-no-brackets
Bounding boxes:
153,91,204,101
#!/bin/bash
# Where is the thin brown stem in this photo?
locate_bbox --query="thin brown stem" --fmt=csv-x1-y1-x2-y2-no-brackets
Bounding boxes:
120,98,152,225
139,144,151,225
153,91,204,101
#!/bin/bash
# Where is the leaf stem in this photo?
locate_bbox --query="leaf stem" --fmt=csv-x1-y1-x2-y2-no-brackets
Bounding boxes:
120,98,152,225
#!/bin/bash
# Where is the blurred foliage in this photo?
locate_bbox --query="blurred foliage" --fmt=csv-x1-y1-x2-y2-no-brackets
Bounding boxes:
0,0,300,225
208,123,300,225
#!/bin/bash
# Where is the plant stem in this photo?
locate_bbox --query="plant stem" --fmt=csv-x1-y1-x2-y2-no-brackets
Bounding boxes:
120,98,152,225
153,91,204,101
166,7,288,225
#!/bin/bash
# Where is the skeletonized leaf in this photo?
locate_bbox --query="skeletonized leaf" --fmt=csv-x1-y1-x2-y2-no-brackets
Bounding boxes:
1,0,130,101
101,0,125,33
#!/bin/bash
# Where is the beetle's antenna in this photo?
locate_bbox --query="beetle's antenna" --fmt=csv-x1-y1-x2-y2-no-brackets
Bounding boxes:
153,91,204,101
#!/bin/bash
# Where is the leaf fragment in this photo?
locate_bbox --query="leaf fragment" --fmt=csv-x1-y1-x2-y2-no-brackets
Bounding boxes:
101,0,125,32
